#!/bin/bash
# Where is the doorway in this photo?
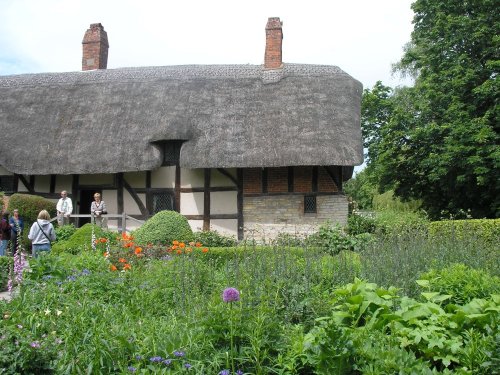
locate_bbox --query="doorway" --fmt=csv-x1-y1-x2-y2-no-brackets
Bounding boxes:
79,189,100,226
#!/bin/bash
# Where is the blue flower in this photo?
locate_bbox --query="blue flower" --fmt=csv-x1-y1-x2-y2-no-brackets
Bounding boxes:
173,350,185,357
163,359,172,366
184,363,192,369
67,275,77,281
219,370,230,375
149,356,163,362
81,269,91,275
135,355,142,361
236,370,244,375
127,366,136,372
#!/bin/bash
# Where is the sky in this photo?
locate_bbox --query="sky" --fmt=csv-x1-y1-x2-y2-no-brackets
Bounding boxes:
0,0,415,89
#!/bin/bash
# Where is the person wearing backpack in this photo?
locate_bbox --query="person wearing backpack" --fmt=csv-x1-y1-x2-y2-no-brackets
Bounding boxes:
0,211,11,256
28,210,56,258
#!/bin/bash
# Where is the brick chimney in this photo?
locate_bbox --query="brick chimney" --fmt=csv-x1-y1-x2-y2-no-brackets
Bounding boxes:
82,23,109,70
264,17,283,69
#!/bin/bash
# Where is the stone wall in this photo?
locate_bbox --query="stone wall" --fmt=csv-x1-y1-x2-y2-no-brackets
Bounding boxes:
243,194,348,241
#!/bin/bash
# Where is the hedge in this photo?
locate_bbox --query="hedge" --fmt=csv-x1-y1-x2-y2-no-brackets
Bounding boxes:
428,218,500,245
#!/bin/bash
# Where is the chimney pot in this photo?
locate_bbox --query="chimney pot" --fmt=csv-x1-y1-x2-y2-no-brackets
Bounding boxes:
82,23,109,70
264,17,283,69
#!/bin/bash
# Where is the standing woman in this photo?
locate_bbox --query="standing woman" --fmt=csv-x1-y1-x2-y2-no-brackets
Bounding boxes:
28,210,56,258
9,209,24,255
0,211,11,256
91,193,108,229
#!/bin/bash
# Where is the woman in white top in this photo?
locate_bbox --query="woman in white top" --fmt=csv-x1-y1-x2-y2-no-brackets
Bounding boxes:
91,193,108,229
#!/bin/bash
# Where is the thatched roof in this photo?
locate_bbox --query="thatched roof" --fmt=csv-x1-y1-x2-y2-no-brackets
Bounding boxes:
0,64,362,175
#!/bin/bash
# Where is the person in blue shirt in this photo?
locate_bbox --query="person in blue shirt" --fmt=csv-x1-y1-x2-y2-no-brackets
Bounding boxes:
9,209,24,255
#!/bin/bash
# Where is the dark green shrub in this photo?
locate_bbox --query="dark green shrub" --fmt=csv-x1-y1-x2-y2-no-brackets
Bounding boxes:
193,230,237,247
417,264,500,305
133,210,193,245
272,232,308,247
307,222,358,255
54,224,77,243
346,213,376,235
51,223,111,255
7,193,57,251
0,256,13,291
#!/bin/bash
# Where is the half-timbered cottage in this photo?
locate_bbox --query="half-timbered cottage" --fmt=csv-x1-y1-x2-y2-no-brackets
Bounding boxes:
0,19,363,240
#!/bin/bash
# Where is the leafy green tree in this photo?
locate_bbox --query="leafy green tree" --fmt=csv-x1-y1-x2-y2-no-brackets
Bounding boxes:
376,0,499,219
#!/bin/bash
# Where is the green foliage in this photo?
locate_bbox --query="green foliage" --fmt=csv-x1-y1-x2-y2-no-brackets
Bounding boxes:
51,223,110,255
0,256,13,291
428,218,500,246
417,264,500,305
133,210,193,245
307,222,361,255
54,224,77,243
343,168,378,210
0,191,4,212
372,189,422,212
193,229,237,247
7,193,57,250
374,1,500,219
346,213,376,235
372,209,429,235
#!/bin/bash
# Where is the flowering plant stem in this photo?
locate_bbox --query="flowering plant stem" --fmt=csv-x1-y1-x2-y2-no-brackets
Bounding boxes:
229,302,235,374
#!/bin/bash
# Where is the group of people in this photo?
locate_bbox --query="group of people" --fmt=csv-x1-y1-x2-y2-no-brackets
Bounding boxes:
0,190,107,258
0,208,24,256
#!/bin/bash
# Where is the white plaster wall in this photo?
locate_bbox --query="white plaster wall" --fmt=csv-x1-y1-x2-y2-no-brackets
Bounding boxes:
210,219,238,237
211,168,237,187
180,192,204,215
79,174,114,185
124,172,146,188
34,175,50,193
180,168,204,188
211,191,237,214
151,166,176,188
55,175,73,193
188,220,204,233
102,190,117,214
0,166,13,174
124,190,145,215
17,176,28,192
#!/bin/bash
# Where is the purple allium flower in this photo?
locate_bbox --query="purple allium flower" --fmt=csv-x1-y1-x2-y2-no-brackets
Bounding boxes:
127,366,136,372
222,287,240,303
30,341,41,348
173,350,185,357
149,356,163,362
163,359,172,366
184,363,192,369
219,370,230,375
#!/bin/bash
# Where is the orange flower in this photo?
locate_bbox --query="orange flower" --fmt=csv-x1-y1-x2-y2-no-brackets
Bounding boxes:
179,242,186,248
189,241,195,246
103,251,109,257
195,242,202,248
173,240,179,245
123,263,131,270
186,247,192,253
172,245,178,250
110,265,117,271
135,247,143,254
94,239,100,244
123,242,133,248
176,249,183,255
100,238,107,243
202,248,209,253
119,258,127,263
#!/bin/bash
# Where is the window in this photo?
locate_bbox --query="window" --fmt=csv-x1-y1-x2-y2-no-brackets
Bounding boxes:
152,192,174,214
162,140,183,166
304,195,317,214
0,176,15,193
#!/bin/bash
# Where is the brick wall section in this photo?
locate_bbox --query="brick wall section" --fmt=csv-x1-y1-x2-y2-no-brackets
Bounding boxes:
293,167,312,192
82,23,109,71
243,195,348,240
264,17,283,69
267,167,288,193
318,167,338,192
243,168,262,194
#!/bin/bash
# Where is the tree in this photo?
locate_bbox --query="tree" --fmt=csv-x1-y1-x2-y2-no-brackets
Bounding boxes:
375,0,499,219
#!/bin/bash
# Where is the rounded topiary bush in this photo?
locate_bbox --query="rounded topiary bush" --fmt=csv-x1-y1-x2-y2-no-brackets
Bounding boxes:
133,210,193,246
52,223,110,255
